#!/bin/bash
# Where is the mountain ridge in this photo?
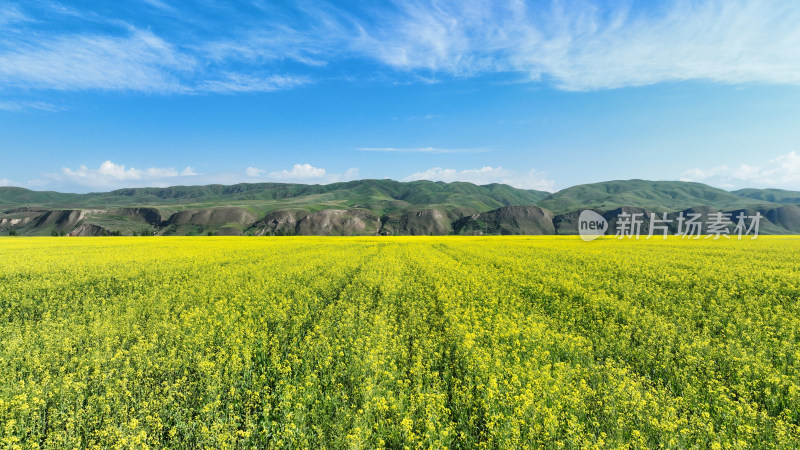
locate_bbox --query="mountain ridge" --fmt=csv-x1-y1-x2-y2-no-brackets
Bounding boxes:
1,179,798,236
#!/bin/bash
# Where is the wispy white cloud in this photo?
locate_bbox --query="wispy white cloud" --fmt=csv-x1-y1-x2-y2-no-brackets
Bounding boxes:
405,114,441,120
201,26,334,68
404,166,555,191
0,4,29,26
0,100,62,112
199,73,310,93
0,3,311,96
141,0,177,13
0,29,193,92
245,167,264,177
245,164,359,184
269,163,327,180
2,0,799,98
11,162,360,192
52,160,199,189
681,151,800,190
358,0,800,90
358,147,487,154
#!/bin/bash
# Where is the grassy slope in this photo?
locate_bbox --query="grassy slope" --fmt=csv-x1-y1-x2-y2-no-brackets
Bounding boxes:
537,179,779,214
6,179,797,216
732,188,800,204
0,180,550,215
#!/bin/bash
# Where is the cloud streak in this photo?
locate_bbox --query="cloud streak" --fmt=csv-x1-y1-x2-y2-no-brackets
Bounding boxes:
269,163,328,180
0,4,28,26
198,73,310,94
359,0,800,90
1,1,799,97
245,164,359,184
0,100,62,112
681,151,800,190
0,29,192,92
358,147,488,154
4,161,360,192
52,160,199,189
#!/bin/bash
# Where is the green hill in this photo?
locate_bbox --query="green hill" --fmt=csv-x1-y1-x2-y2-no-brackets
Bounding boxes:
732,188,800,205
0,180,549,214
537,179,776,214
2,179,799,236
0,180,550,236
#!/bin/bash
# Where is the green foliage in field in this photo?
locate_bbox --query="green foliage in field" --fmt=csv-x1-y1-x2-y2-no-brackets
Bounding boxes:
1,237,799,448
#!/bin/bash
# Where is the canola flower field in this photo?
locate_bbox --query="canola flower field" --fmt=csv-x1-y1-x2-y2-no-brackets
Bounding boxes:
1,236,799,448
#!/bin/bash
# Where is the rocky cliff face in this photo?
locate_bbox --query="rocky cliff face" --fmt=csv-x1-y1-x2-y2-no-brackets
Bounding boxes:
33,209,85,231
379,209,453,235
2,207,164,236
250,210,305,236
68,223,110,236
3,202,799,237
296,209,382,236
452,206,556,235
249,209,382,236
112,207,162,226
765,205,800,233
165,207,257,227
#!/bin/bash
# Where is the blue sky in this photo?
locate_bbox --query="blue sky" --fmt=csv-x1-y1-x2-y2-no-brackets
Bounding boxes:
1,0,799,193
